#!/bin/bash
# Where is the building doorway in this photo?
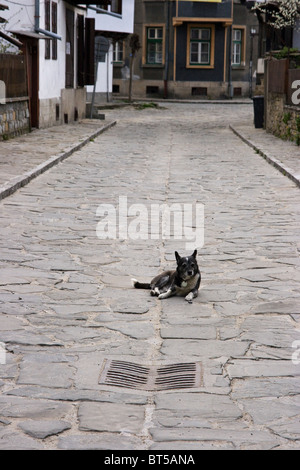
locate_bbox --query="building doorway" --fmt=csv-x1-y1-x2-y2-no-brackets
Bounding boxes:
18,35,39,128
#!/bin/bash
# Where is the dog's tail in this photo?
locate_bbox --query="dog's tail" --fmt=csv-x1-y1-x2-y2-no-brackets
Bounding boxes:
131,278,151,289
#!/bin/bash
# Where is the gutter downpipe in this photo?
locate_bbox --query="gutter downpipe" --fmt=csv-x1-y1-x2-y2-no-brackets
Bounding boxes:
228,0,233,99
35,0,62,40
164,0,170,99
107,39,111,103
228,24,233,99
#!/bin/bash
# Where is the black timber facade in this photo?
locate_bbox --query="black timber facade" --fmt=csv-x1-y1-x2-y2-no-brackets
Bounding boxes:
113,0,259,100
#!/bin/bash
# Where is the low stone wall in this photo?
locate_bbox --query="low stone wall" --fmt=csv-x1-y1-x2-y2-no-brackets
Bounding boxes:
113,78,249,100
61,88,87,125
266,91,300,146
39,88,87,129
0,98,30,140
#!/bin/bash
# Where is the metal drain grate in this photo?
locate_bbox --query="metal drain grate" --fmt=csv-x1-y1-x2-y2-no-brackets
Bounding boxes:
99,359,203,391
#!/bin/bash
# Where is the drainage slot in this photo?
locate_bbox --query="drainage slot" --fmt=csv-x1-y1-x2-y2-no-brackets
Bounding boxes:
99,359,203,391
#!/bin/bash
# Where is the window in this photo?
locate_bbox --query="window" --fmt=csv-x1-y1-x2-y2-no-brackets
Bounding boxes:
191,87,207,96
146,27,163,65
146,85,159,95
232,28,245,66
113,40,124,63
232,29,242,65
111,0,122,14
189,27,211,65
52,2,57,60
187,25,215,68
96,1,121,15
45,1,57,60
97,1,110,9
45,0,51,59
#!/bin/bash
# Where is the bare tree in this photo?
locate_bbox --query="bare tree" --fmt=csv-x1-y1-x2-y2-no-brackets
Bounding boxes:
128,34,141,102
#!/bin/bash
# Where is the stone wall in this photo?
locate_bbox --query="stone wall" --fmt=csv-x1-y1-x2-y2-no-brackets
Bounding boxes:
266,92,300,146
113,78,249,100
61,88,87,125
39,88,87,128
265,59,300,145
0,98,30,140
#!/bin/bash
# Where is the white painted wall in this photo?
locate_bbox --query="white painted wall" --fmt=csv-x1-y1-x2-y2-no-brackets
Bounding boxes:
87,0,135,34
0,0,34,34
86,1,135,102
1,1,135,116
38,2,86,100
0,0,33,54
94,45,114,94
0,80,5,103
0,0,85,101
86,44,114,103
38,1,66,101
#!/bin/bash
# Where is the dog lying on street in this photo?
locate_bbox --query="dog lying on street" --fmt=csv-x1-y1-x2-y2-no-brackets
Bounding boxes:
132,250,201,303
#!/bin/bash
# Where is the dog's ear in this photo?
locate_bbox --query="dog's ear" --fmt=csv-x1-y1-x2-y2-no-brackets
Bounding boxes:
192,250,197,258
175,251,181,263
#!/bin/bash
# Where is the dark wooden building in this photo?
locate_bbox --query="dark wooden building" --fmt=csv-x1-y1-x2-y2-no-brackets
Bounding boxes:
113,0,259,99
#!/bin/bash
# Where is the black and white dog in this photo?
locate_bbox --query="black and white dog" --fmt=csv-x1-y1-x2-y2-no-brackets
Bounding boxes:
132,250,201,303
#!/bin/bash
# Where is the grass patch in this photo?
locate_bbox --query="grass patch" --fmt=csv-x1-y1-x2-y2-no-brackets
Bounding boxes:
134,102,166,110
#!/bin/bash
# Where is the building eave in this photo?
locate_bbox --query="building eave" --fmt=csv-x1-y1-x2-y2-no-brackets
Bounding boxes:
173,17,233,27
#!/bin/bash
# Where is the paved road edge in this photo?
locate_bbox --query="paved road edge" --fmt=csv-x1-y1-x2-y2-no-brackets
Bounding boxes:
230,125,300,189
0,120,117,201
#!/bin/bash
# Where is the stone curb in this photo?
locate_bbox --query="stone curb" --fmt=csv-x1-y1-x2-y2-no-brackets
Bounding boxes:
230,125,300,188
113,98,253,106
0,120,117,201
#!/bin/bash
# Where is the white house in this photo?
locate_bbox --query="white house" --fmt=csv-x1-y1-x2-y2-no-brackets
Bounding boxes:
85,1,135,104
0,1,134,129
0,0,95,129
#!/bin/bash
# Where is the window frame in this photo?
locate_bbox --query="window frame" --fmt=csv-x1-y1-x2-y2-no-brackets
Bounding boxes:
52,2,58,60
45,0,51,60
113,40,124,64
143,24,165,67
186,24,215,69
111,0,122,15
96,2,122,16
232,26,246,67
45,0,58,61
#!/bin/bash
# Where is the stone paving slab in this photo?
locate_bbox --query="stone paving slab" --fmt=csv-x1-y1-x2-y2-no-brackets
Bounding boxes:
230,124,300,187
0,103,299,450
0,119,116,200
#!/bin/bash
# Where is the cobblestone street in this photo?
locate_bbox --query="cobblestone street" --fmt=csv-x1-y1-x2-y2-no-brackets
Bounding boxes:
0,103,299,450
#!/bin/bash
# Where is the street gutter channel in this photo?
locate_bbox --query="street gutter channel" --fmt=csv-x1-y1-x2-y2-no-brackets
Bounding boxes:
230,125,300,188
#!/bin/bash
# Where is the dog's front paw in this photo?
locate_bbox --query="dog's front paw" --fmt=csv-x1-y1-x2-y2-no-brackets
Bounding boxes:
185,292,194,302
158,290,171,300
158,293,166,299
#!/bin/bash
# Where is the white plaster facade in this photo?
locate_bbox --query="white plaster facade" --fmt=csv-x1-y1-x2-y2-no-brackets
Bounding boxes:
86,1,135,103
0,0,87,128
0,1,135,126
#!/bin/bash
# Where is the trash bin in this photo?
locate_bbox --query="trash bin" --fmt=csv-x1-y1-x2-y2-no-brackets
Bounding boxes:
252,95,264,129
